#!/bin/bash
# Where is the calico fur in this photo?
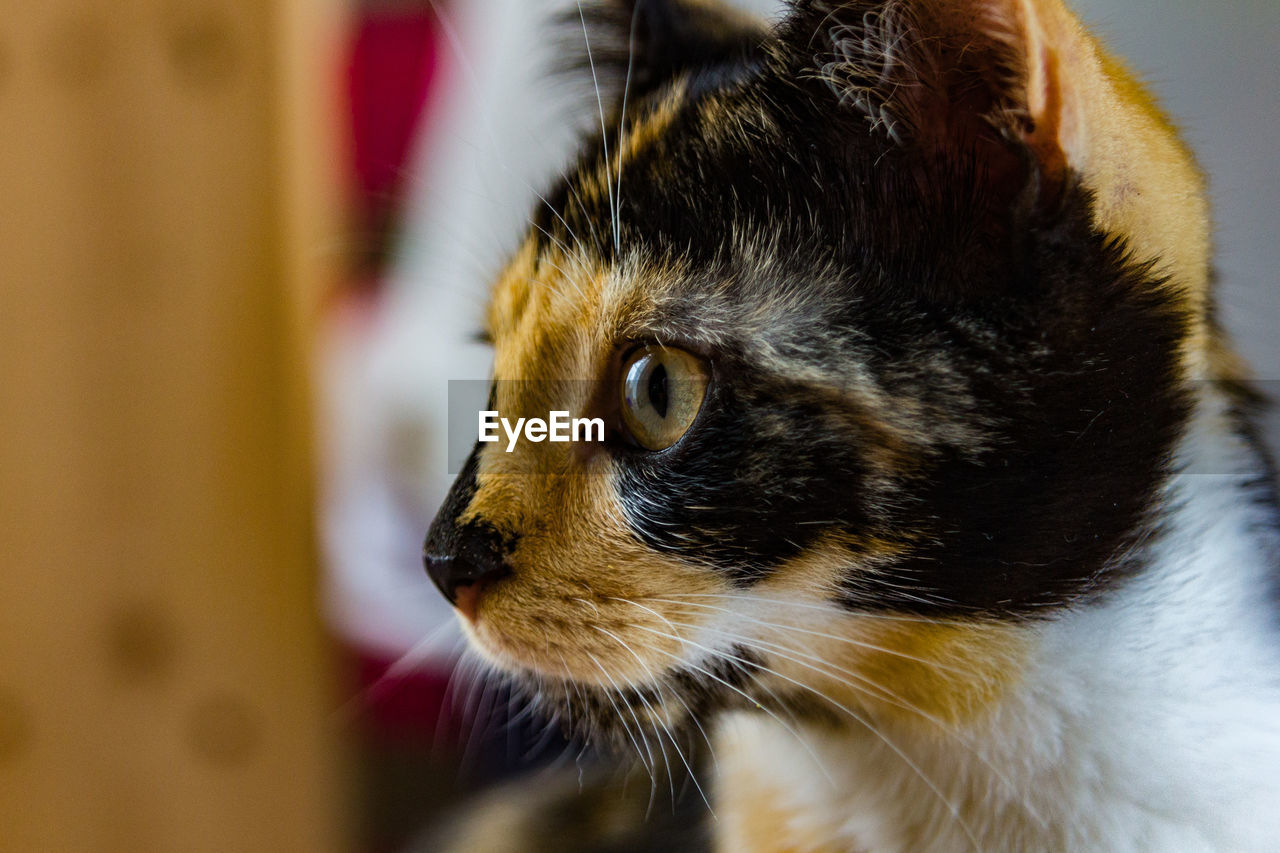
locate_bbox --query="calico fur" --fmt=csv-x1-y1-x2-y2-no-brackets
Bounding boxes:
423,0,1280,849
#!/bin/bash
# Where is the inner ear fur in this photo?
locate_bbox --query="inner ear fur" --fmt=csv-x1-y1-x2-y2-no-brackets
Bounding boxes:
789,0,1082,214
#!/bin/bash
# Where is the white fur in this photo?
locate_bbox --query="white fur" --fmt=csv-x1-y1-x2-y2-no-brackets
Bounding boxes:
715,383,1280,851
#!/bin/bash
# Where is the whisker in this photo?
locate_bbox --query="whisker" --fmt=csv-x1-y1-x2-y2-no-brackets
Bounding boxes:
432,648,477,758
330,621,463,725
565,170,609,258
532,259,588,302
647,616,1047,830
576,1,619,257
637,636,840,787
639,626,983,851
423,0,599,302
652,591,968,625
584,650,659,786
603,597,723,775
562,649,654,792
612,0,645,252
591,629,677,816
458,668,504,778
642,596,984,679
594,625,714,818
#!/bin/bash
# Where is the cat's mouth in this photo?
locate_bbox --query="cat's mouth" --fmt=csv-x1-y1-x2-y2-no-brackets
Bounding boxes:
456,573,726,685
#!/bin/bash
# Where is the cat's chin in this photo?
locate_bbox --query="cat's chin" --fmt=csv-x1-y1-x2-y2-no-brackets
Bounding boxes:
459,621,693,745
515,672,691,750
458,607,686,686
455,596,788,749
496,643,772,753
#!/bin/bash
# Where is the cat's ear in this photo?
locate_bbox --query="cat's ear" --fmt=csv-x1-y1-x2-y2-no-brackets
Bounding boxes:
788,0,1083,214
563,0,771,103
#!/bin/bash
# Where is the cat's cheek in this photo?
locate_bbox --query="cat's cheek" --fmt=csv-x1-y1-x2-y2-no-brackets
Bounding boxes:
801,619,1031,728
744,537,1033,727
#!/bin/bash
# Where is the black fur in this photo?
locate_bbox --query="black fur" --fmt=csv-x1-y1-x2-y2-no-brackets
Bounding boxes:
545,1,1192,615
565,0,770,101
523,644,765,750
424,445,520,597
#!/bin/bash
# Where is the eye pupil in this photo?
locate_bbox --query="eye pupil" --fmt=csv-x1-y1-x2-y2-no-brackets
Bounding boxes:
619,345,708,451
648,363,669,418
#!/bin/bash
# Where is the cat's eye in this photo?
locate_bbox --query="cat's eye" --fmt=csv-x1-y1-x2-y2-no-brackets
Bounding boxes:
620,345,709,451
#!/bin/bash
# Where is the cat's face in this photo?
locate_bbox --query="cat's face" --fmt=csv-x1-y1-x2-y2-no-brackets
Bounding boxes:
424,0,1202,745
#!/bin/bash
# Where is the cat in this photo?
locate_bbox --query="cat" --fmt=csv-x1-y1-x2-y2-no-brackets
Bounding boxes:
421,0,1280,849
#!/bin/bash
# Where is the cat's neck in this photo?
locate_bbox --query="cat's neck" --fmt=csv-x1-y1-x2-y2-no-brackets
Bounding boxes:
714,381,1280,852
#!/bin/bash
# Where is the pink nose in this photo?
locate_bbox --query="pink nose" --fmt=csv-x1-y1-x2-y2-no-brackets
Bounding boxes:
454,583,483,623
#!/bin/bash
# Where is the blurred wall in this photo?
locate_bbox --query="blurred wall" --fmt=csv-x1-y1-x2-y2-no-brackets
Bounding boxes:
0,1,346,849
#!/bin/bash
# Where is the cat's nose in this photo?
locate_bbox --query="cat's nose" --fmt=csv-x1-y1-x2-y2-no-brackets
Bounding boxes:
423,553,509,608
423,523,512,618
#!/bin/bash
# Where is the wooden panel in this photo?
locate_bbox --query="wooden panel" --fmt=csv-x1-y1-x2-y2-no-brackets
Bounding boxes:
0,0,346,849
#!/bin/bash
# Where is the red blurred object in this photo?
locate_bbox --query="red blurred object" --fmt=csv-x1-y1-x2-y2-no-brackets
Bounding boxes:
341,2,453,736
353,650,458,742
346,4,447,273
338,9,483,850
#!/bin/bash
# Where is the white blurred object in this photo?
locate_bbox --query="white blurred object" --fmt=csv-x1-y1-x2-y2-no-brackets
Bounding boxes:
319,0,599,658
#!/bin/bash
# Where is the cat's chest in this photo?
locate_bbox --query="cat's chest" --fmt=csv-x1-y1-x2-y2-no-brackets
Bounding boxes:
710,703,1216,853
709,512,1280,852
713,715,863,853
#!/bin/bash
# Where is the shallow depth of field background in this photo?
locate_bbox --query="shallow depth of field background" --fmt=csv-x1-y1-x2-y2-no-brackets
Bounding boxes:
1,1,1275,850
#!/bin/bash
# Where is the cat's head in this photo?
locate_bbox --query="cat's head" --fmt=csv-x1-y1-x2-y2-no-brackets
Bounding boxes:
424,0,1206,745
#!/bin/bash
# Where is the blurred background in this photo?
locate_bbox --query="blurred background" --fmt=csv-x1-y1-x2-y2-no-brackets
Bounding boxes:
1,0,1275,850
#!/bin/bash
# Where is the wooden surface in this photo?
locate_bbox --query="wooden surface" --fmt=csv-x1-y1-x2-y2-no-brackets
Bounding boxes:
0,1,346,849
